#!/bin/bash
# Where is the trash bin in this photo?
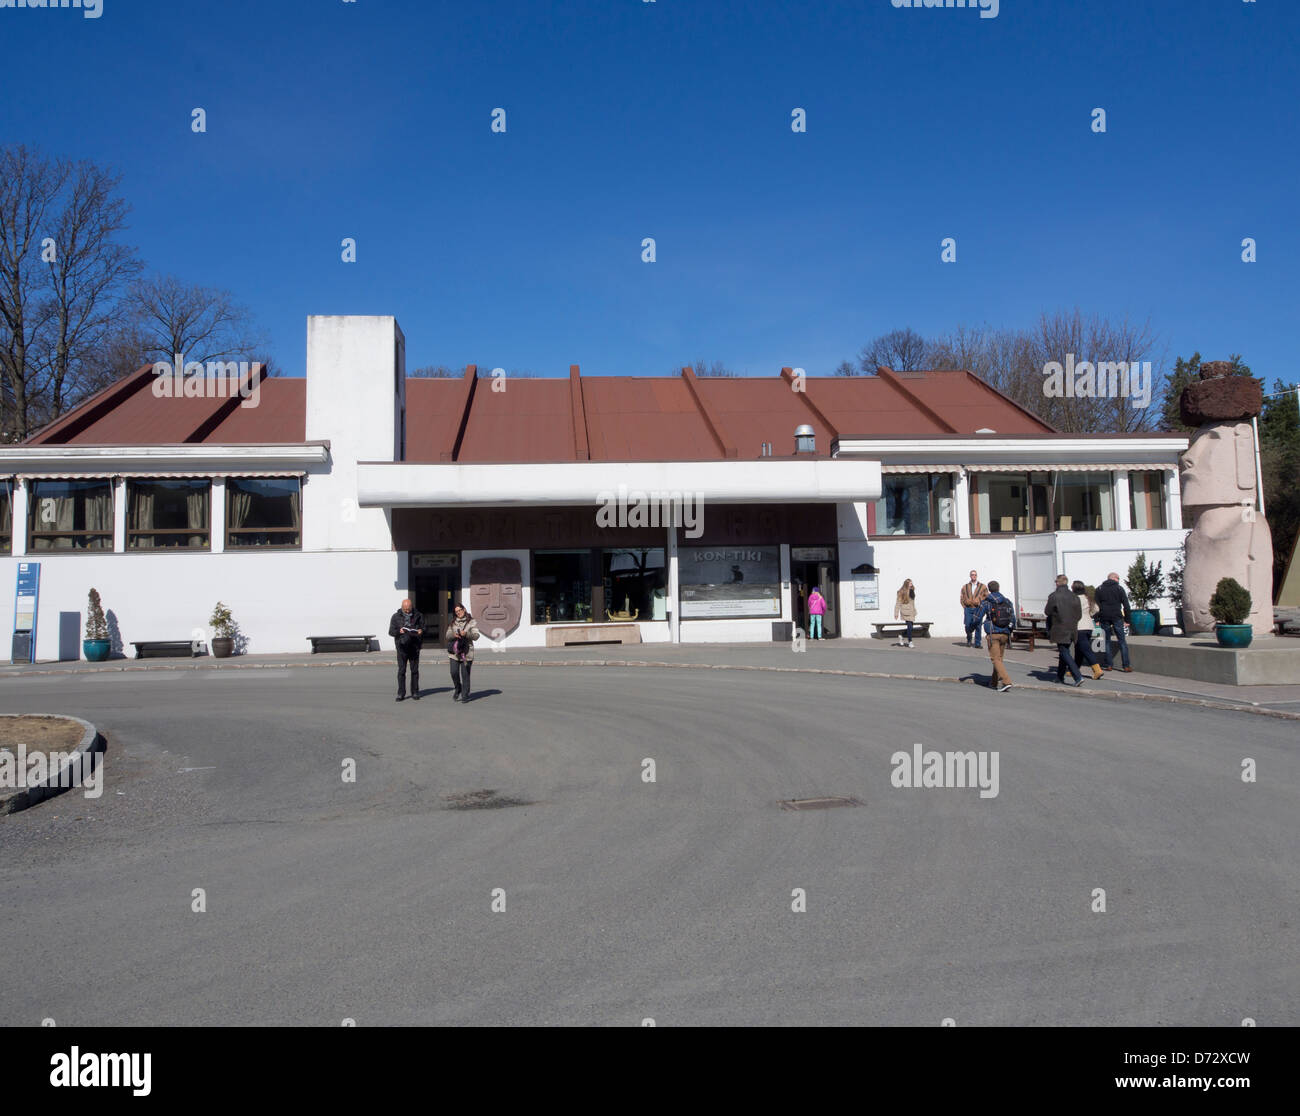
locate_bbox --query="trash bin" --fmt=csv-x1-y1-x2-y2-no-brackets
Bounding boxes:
771,621,793,642
11,632,33,663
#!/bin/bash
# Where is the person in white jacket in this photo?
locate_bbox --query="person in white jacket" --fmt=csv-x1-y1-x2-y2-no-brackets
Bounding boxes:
1072,580,1104,681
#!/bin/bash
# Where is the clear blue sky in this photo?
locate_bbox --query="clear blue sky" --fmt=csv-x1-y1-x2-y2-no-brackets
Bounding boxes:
3,0,1296,382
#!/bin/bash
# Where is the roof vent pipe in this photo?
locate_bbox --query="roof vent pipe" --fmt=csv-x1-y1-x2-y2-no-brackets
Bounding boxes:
794,425,815,454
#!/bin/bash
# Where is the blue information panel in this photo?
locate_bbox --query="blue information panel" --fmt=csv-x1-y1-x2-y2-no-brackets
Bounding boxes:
13,562,40,664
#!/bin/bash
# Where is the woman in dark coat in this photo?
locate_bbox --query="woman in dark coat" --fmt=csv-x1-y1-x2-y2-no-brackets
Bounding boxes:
1045,575,1084,686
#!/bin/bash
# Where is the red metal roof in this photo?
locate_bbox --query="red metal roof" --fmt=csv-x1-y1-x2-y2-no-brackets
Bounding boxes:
26,364,304,445
29,364,1055,459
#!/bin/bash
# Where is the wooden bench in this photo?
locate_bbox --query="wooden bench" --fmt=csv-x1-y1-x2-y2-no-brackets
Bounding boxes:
132,640,204,659
1276,618,1298,637
308,635,376,653
1008,628,1037,652
872,622,933,639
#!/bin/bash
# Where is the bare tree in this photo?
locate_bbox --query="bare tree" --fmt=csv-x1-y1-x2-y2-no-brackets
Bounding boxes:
124,274,267,368
410,365,463,378
0,146,142,440
0,146,61,440
676,360,737,378
1025,309,1164,433
930,312,1165,433
833,360,856,377
36,161,142,422
857,328,934,374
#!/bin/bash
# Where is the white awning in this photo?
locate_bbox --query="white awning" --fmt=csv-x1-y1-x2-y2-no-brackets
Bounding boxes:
881,465,961,474
18,470,306,480
964,463,1172,473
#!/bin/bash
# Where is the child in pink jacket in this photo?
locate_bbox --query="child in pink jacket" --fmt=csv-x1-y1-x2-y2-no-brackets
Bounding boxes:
807,588,827,639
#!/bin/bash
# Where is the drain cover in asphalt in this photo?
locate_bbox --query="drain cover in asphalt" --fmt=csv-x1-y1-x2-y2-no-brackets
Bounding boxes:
778,796,863,811
442,789,532,810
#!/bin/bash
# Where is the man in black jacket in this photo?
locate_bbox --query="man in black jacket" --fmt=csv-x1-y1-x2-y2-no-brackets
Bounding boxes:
1094,571,1133,672
389,598,426,701
1046,574,1084,686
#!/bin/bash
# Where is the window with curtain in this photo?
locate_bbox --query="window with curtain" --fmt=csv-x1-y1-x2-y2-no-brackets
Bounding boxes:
127,479,210,549
1052,472,1115,530
225,477,302,548
969,473,1051,534
874,474,956,536
0,480,11,552
1128,471,1167,530
28,479,114,550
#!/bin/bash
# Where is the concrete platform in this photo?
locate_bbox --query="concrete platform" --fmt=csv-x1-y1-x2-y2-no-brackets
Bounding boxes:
1129,634,1300,685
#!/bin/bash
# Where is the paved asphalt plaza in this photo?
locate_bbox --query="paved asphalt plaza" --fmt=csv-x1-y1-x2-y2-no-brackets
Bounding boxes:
1,638,1297,1026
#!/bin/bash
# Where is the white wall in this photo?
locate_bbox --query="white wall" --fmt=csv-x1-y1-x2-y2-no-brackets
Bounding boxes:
5,550,404,660
1056,528,1188,616
304,315,403,552
838,535,1016,639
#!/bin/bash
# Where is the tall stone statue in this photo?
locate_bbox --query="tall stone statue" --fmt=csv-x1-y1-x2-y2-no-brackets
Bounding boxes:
1178,363,1273,633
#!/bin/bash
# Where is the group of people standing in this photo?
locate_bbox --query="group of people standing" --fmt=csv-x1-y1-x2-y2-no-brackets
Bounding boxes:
955,568,1135,690
1045,572,1135,685
388,598,481,702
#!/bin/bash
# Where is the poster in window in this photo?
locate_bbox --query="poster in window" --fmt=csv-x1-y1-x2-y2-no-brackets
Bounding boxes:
852,565,879,610
679,546,780,618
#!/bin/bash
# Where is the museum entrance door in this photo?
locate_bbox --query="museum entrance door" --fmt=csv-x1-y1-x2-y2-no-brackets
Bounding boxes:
410,553,460,644
790,547,838,638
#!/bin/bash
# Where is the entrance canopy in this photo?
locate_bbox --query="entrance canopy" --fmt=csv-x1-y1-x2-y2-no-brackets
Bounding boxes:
356,458,882,508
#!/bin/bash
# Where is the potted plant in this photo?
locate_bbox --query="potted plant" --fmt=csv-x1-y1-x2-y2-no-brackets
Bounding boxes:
1167,543,1186,631
1124,552,1165,636
84,589,110,661
1209,577,1253,648
210,601,237,658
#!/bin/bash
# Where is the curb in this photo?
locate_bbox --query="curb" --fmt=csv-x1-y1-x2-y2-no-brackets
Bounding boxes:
3,654,1299,722
0,714,105,817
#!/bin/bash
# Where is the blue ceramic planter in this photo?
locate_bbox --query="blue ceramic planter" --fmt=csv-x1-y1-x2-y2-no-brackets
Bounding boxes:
1214,624,1252,649
83,639,110,662
1130,610,1157,636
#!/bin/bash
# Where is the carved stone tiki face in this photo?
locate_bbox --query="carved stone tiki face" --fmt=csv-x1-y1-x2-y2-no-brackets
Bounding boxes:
469,557,522,637
1179,422,1255,509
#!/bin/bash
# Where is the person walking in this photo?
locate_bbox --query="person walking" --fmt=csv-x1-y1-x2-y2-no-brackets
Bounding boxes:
960,570,988,649
446,602,481,702
1094,571,1134,672
894,579,917,647
1073,579,1104,681
388,597,426,702
976,579,1016,692
1046,574,1085,686
807,587,827,640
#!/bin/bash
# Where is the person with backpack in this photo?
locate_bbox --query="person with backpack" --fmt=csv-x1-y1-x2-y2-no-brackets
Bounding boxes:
976,580,1016,692
1046,574,1085,686
960,570,988,649
446,602,481,702
894,579,917,647
807,586,827,640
